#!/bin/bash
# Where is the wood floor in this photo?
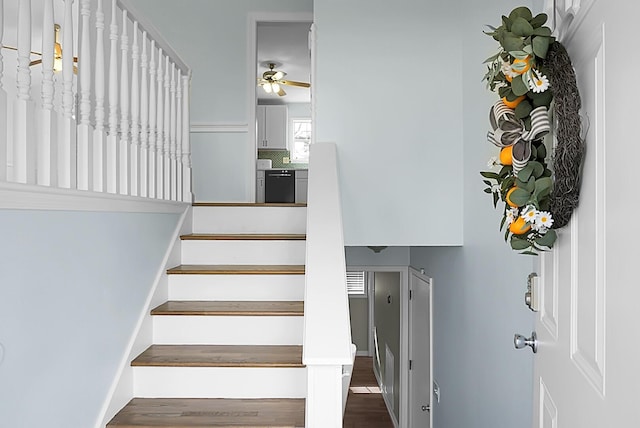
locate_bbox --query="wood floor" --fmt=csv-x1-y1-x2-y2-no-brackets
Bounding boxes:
343,356,395,428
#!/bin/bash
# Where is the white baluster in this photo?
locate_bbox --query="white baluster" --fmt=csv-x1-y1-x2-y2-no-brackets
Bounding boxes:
93,0,106,191
77,0,93,190
163,56,170,199
169,62,176,200
175,68,183,202
37,0,54,187
156,48,164,200
129,21,140,197
57,0,77,189
106,0,119,193
14,0,36,184
182,72,192,202
139,31,149,197
147,40,156,198
0,0,8,182
118,9,129,195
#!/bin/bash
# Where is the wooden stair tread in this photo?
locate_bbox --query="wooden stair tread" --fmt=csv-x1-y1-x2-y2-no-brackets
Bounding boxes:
107,397,305,427
167,265,305,275
132,345,304,368
151,301,304,316
181,233,306,241
193,202,307,207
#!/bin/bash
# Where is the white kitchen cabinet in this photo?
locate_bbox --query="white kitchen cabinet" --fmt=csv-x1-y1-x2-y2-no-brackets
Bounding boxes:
295,170,308,204
256,170,265,203
257,105,288,150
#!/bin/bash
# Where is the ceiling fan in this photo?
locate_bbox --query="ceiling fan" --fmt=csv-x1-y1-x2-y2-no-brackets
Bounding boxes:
257,62,310,97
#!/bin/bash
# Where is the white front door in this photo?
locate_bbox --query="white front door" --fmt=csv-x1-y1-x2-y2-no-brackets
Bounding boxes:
533,1,640,426
409,268,432,428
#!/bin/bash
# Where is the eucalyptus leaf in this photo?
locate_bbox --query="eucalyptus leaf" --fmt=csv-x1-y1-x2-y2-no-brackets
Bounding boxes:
483,180,492,186
499,165,512,178
486,24,498,31
500,213,507,230
509,6,533,22
510,188,531,206
502,15,512,31
531,90,553,108
517,164,534,182
532,26,552,36
531,161,544,178
526,176,536,193
532,35,551,59
484,188,492,194
511,17,534,37
509,50,530,60
499,86,512,98
520,250,539,256
530,13,548,28
534,176,553,194
502,33,525,52
483,52,501,63
523,45,534,55
535,229,557,248
511,75,530,96
511,236,532,250
536,143,547,159
530,144,538,159
515,100,533,119
493,191,499,208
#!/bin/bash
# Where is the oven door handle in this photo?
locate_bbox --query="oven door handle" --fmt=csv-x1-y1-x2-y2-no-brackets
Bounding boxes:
268,173,293,177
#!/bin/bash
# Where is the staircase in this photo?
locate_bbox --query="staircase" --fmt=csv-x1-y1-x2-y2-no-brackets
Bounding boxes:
108,203,308,427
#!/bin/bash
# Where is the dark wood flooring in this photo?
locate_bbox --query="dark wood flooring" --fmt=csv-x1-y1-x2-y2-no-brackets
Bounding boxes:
343,356,395,428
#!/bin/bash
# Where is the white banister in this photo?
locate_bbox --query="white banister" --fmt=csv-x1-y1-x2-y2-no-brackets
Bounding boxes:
139,31,149,198
0,0,192,204
181,72,192,202
14,0,36,184
155,48,164,200
130,21,140,197
118,9,129,195
37,0,54,187
147,40,157,198
169,63,176,201
303,142,355,427
0,0,6,182
77,0,93,191
106,0,119,193
93,0,106,192
162,55,170,200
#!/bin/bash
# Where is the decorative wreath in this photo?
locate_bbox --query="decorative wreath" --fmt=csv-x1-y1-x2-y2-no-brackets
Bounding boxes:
480,6,584,255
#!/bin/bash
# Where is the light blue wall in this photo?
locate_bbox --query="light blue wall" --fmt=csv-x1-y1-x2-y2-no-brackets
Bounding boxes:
345,246,410,267
409,0,536,427
0,210,180,428
314,0,463,246
130,0,314,202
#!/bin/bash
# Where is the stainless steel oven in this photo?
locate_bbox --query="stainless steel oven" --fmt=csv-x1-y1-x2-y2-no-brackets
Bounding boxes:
265,169,295,203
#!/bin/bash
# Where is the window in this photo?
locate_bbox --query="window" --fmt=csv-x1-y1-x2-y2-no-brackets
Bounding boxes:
347,270,367,297
290,118,311,162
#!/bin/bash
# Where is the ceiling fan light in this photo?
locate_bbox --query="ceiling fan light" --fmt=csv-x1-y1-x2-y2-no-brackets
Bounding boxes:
273,71,284,80
263,83,272,93
271,83,281,93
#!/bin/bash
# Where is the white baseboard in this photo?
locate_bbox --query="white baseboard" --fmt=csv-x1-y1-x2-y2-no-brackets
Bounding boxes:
356,350,370,357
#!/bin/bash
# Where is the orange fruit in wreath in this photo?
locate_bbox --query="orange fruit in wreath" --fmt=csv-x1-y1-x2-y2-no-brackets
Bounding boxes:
509,216,531,235
502,95,525,109
512,56,531,75
505,187,519,208
499,146,513,165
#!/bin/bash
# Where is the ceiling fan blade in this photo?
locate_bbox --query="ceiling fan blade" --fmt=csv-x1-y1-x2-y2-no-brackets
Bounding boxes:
277,87,287,96
280,80,310,88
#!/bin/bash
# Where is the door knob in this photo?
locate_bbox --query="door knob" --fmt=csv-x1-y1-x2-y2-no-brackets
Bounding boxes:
421,405,430,412
514,331,538,353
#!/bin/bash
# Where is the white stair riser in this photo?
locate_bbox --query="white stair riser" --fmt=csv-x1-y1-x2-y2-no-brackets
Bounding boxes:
193,206,306,234
168,274,305,301
181,240,306,265
153,316,303,345
133,367,306,398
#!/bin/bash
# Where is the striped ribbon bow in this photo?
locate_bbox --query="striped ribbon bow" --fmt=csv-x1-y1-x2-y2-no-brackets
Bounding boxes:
487,100,551,173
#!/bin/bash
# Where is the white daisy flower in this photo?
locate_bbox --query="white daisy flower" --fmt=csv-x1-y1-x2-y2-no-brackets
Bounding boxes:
521,205,538,223
505,209,516,226
501,60,518,78
528,69,550,93
536,211,554,228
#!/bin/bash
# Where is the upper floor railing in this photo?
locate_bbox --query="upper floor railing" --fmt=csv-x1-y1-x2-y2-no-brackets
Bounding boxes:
303,142,355,427
0,0,192,202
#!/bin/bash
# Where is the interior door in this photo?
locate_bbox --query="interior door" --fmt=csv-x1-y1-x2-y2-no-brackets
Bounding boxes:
532,1,640,426
409,268,432,428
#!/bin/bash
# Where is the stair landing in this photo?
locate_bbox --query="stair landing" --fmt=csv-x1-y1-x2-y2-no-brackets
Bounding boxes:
107,397,305,427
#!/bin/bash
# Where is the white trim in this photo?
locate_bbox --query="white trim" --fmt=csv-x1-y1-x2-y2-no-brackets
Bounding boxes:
0,182,188,213
95,204,191,428
374,362,400,428
247,11,313,202
347,265,410,427
190,123,249,133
